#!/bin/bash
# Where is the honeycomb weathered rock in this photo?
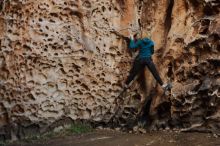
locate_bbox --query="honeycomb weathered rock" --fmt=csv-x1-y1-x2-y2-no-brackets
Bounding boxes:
0,0,219,140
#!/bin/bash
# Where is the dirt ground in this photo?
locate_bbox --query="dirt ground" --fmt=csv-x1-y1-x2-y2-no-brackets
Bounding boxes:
7,130,220,146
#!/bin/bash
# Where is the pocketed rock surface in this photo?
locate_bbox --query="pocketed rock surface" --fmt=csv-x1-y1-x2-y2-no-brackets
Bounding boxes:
0,0,219,140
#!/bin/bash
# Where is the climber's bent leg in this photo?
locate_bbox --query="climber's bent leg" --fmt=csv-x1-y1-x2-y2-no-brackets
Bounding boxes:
125,59,143,86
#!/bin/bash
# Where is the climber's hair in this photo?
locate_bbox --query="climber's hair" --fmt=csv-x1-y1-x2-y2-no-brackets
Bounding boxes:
141,31,151,39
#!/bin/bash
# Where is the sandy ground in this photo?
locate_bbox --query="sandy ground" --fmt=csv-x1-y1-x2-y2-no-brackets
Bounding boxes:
7,130,220,146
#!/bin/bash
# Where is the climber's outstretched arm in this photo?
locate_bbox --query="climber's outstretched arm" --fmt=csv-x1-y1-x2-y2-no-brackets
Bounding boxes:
129,39,141,49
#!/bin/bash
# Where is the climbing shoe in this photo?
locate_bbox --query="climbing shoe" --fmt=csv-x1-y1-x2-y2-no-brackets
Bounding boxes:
162,83,172,91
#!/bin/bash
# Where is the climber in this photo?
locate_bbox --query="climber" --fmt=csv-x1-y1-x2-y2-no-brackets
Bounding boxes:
123,31,172,91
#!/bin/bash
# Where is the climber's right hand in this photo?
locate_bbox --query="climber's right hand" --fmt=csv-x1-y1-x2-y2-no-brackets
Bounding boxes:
128,29,134,40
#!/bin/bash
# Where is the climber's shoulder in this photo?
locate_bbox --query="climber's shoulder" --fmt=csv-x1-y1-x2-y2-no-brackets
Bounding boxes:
142,38,154,45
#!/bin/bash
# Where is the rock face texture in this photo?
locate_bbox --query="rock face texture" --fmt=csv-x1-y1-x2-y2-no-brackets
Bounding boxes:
0,0,219,140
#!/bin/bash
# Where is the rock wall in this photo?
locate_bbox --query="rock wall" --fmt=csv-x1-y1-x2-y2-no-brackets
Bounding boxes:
0,0,219,140
143,0,220,132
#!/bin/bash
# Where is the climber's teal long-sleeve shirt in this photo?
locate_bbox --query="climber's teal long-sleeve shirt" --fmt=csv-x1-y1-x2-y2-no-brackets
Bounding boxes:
129,38,154,58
